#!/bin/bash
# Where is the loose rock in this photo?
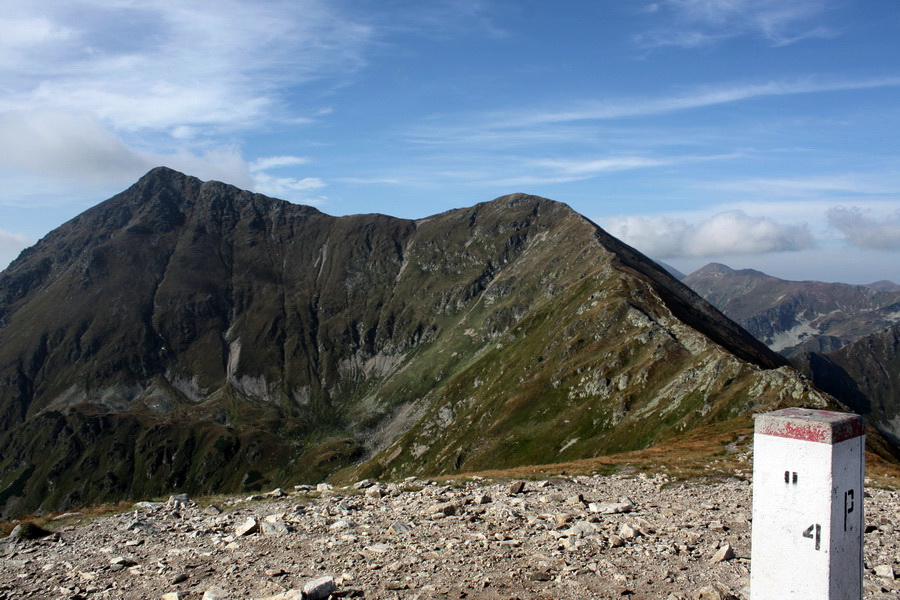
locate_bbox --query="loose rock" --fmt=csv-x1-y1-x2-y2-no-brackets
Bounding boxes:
303,576,336,600
235,517,259,537
710,543,735,563
1,472,898,600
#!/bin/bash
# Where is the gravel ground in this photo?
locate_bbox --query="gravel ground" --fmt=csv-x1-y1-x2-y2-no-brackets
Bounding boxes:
1,472,898,600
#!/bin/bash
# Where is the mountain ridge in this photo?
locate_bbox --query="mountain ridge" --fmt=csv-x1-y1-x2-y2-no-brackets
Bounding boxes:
794,324,900,444
0,168,837,516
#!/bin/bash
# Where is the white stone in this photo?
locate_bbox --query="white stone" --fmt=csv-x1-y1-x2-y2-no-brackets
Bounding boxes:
874,564,895,580
303,576,336,600
588,500,632,514
235,517,259,537
619,523,641,539
261,521,289,535
564,521,596,538
365,486,385,499
710,543,734,563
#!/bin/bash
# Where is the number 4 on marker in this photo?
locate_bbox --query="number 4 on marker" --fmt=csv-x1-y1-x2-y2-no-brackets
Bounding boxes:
803,523,822,550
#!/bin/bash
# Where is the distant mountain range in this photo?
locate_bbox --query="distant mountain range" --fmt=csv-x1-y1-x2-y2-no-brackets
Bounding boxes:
0,168,838,517
865,280,900,292
682,263,900,356
679,262,900,444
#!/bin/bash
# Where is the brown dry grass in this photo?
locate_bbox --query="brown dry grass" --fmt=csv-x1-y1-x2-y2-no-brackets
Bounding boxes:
0,501,135,538
447,415,900,490
5,416,899,535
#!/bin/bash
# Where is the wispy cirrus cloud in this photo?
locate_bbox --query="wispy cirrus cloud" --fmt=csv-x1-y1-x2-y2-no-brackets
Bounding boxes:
638,0,836,48
699,175,900,197
530,156,671,176
0,0,373,194
489,77,900,128
606,210,815,258
1,1,372,132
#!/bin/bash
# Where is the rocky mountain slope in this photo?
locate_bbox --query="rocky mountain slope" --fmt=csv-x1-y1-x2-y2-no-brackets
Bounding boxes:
682,263,900,356
794,325,900,443
0,168,834,517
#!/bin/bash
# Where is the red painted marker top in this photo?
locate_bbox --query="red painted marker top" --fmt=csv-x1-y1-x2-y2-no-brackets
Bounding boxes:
755,407,865,444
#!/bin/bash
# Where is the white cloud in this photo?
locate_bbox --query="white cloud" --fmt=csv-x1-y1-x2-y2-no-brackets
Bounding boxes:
531,156,670,176
245,155,325,204
701,175,898,197
495,77,900,128
0,16,73,56
0,109,259,191
639,0,835,47
606,210,815,258
0,110,151,185
0,229,33,271
827,206,900,251
250,156,311,172
251,172,326,204
0,0,372,192
1,1,372,131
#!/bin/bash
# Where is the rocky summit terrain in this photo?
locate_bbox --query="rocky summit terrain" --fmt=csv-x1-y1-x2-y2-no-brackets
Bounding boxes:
2,167,842,518
2,470,899,600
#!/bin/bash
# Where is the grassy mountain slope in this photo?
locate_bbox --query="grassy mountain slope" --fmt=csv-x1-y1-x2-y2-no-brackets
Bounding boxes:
794,325,900,444
0,168,836,516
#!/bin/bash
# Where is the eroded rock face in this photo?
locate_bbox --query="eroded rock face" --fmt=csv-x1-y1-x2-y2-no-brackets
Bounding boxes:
2,472,898,600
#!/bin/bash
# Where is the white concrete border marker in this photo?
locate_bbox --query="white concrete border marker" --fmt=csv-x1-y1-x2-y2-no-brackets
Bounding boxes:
750,407,865,599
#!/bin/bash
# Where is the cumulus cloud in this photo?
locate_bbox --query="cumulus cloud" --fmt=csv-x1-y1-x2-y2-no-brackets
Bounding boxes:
0,110,151,185
0,110,259,191
827,207,900,251
606,210,815,258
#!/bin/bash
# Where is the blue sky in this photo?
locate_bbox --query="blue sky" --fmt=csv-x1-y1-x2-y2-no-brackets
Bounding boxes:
2,0,900,284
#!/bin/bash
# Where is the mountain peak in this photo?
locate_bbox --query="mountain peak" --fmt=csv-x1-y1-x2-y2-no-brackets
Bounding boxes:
141,165,193,181
0,171,831,516
865,280,900,292
691,263,770,279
